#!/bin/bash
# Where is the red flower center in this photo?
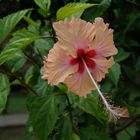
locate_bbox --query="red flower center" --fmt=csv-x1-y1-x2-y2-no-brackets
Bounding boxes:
70,49,96,73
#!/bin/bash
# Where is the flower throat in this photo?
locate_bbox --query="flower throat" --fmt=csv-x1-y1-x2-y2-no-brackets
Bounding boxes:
70,49,96,73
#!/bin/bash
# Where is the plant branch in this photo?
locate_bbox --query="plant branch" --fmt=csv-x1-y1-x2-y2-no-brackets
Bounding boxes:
64,93,73,121
36,47,44,61
64,93,77,132
49,17,57,43
11,72,40,97
0,67,40,97
23,52,41,67
40,35,55,39
113,115,140,134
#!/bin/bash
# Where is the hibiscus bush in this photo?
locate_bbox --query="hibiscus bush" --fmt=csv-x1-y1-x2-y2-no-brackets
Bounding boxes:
0,0,140,140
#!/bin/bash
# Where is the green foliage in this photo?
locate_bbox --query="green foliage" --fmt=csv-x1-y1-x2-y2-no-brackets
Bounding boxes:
0,9,30,43
108,63,121,86
24,65,37,84
83,0,111,21
77,92,107,121
0,0,140,140
34,0,51,16
34,38,53,56
71,133,80,140
114,48,130,62
10,56,26,72
57,116,73,140
28,94,59,140
121,12,140,43
0,29,39,65
34,77,53,96
34,0,51,11
79,125,112,140
0,73,10,113
57,2,96,20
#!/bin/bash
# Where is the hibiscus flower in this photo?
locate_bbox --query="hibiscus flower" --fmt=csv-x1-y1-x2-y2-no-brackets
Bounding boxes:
42,17,129,119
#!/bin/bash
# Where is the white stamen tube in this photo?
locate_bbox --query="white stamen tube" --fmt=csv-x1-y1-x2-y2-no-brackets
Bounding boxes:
82,59,125,119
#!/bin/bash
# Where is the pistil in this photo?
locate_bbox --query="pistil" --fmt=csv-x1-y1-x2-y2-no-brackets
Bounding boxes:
82,59,128,120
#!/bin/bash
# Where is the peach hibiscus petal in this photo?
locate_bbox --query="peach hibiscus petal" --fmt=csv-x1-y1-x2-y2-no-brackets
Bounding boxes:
91,56,115,82
92,17,118,57
64,71,95,97
94,18,109,30
53,18,95,56
42,43,78,85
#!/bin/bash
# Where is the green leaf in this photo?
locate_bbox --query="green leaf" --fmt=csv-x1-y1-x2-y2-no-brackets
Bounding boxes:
0,29,39,66
97,0,111,14
115,48,130,62
83,0,111,21
57,116,72,140
24,65,40,86
79,125,112,140
101,79,113,93
28,94,59,140
127,105,140,116
27,19,41,35
34,38,53,56
57,116,80,140
108,63,121,86
0,9,30,43
71,133,80,140
127,39,140,48
24,66,36,84
57,2,96,20
34,77,53,96
57,83,68,93
78,92,107,122
122,13,140,43
34,0,51,13
8,55,26,72
117,126,136,140
0,73,10,113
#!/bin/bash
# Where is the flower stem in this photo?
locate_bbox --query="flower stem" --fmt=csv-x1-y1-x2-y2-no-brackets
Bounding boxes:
64,93,78,132
82,59,123,119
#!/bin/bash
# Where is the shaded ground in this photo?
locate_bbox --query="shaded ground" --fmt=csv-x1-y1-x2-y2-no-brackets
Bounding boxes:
0,126,25,140
0,93,27,140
